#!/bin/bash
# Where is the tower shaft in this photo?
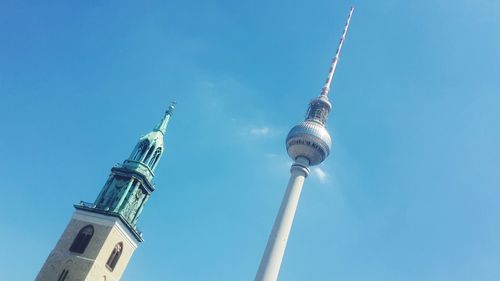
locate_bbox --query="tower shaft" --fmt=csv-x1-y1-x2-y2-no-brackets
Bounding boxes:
255,158,309,281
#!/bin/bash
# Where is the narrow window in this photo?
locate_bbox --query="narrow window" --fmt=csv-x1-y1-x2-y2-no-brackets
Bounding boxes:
150,154,159,168
69,225,94,254
57,269,69,281
149,148,162,168
143,145,155,163
148,151,156,165
106,242,123,271
134,140,149,161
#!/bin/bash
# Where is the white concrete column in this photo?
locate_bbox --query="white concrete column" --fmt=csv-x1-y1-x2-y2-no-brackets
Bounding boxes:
255,157,310,281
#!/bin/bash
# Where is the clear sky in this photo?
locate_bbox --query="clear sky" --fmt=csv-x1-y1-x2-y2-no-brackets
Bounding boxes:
1,0,500,280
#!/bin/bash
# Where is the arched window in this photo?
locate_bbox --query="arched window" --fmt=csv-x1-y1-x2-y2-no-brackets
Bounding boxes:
143,145,155,163
148,148,162,168
106,242,123,271
133,140,149,161
69,225,94,254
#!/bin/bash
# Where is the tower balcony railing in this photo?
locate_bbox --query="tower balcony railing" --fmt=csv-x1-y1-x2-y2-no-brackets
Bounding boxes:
76,201,143,239
78,201,96,208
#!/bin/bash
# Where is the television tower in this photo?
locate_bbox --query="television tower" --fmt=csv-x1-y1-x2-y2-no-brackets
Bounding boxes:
254,7,354,281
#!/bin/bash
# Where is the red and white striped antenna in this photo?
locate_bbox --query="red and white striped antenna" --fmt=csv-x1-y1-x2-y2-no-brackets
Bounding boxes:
320,6,354,97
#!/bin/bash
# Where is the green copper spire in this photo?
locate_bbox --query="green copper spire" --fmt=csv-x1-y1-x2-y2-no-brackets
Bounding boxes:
123,102,176,178
77,105,176,239
154,101,175,135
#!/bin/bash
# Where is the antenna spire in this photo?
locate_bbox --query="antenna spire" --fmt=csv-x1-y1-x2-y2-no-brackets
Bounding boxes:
320,6,354,97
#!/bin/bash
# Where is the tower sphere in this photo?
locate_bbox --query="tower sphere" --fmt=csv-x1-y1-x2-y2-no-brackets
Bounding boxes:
286,120,332,166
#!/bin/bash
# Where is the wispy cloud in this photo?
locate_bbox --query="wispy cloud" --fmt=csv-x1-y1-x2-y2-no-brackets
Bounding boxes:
249,127,270,136
312,167,328,183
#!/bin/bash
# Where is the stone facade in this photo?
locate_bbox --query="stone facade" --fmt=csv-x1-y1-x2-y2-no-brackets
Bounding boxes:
35,209,139,281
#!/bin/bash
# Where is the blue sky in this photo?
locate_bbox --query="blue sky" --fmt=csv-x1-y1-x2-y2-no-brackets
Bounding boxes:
1,0,500,280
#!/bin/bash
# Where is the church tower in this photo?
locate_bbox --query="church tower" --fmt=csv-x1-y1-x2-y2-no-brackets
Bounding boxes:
36,103,176,281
